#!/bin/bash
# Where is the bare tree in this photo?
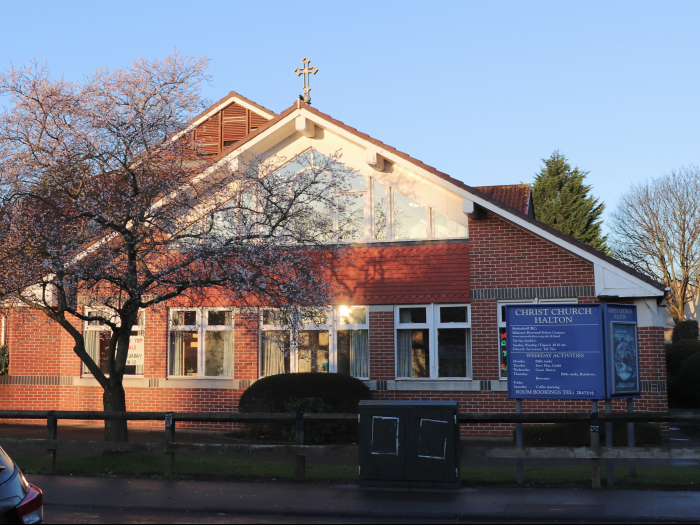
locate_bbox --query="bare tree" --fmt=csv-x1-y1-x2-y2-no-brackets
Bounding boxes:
609,166,700,324
0,55,353,441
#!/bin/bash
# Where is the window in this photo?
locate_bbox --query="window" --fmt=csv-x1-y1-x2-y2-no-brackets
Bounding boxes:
395,304,471,379
434,212,467,239
260,306,369,379
497,299,577,379
83,309,144,376
261,308,330,375
337,306,369,378
393,191,428,240
282,150,367,243
373,181,387,241
169,308,234,377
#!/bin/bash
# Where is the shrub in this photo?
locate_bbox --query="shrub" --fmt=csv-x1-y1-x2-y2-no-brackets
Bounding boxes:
238,374,372,444
518,421,663,447
665,339,700,378
672,320,699,343
669,352,700,409
239,373,372,414
0,345,8,375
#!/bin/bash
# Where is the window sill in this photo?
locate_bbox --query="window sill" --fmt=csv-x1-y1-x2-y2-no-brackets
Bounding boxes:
365,379,507,392
163,377,252,390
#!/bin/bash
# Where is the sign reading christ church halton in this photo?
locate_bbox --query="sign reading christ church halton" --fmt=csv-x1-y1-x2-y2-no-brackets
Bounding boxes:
506,304,606,400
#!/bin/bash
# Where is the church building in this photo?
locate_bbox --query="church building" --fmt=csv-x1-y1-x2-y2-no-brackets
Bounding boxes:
0,86,669,435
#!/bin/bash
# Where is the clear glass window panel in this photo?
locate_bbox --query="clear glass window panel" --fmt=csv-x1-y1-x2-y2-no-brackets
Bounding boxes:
208,310,233,326
339,306,367,325
169,331,198,376
339,193,365,241
440,306,468,324
88,310,110,326
261,331,290,376
399,307,426,324
397,328,429,378
438,328,469,378
337,329,369,378
297,330,329,373
393,191,427,240
297,197,334,243
209,210,236,238
302,308,327,326
373,181,387,241
499,327,508,379
279,152,312,177
262,309,284,326
205,331,234,376
173,311,196,326
434,212,467,239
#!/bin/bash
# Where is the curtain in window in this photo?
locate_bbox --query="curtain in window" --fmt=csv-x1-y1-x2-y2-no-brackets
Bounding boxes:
169,332,183,376
84,331,100,374
261,332,285,376
399,309,412,323
223,331,235,377
350,330,369,378
397,329,413,377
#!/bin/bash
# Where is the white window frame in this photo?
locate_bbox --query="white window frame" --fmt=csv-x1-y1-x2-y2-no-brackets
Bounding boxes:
259,305,370,379
497,298,578,380
259,307,333,375
168,307,235,378
335,305,370,379
394,304,472,380
82,308,145,377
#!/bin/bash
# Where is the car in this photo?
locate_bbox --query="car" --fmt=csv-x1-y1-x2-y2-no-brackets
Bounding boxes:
0,446,42,524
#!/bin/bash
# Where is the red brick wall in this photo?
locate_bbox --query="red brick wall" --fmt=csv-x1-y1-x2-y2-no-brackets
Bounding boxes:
333,243,470,304
0,211,669,437
469,214,595,290
369,311,394,380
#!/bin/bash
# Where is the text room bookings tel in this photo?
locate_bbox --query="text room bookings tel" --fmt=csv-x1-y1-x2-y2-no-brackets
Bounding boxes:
505,304,606,400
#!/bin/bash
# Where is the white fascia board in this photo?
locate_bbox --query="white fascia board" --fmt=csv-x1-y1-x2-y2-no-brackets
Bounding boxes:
464,192,664,299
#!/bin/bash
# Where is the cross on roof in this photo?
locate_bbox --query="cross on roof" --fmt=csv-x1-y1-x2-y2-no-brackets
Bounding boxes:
295,57,318,104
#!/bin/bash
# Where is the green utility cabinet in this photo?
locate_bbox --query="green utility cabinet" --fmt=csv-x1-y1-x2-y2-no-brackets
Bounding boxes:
358,400,460,489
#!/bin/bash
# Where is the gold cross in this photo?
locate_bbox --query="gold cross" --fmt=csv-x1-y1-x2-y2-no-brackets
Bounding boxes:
295,57,318,104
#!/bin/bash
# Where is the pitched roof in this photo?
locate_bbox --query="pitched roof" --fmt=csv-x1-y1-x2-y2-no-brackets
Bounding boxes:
474,184,532,215
211,100,666,294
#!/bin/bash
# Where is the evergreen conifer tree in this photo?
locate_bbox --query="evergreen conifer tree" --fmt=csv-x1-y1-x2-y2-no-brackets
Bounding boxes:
532,151,608,253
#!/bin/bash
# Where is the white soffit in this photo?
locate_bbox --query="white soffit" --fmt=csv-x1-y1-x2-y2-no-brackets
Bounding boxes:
216,107,664,299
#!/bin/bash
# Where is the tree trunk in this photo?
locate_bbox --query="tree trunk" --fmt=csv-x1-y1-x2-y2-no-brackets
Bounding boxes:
103,378,129,442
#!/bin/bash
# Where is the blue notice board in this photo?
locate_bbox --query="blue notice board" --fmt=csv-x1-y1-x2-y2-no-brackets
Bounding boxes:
506,304,606,400
603,304,640,397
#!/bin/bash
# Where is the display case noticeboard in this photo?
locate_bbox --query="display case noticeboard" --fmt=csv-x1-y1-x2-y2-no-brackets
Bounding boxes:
506,303,606,400
603,304,641,398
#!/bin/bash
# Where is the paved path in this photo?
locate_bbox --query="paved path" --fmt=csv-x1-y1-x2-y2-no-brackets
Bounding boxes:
28,474,700,523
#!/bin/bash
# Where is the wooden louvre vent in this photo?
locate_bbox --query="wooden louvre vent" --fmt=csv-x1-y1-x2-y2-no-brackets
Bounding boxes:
193,101,271,155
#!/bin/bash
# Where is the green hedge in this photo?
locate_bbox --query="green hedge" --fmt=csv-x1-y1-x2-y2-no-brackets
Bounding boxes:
238,374,372,444
239,373,371,413
517,421,663,447
0,345,8,375
672,320,699,343
665,339,700,378
669,352,700,409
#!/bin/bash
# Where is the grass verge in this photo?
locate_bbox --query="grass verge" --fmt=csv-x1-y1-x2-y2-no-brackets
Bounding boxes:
15,452,700,489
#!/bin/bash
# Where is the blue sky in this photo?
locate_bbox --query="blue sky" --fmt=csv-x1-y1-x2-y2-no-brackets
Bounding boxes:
1,0,698,228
